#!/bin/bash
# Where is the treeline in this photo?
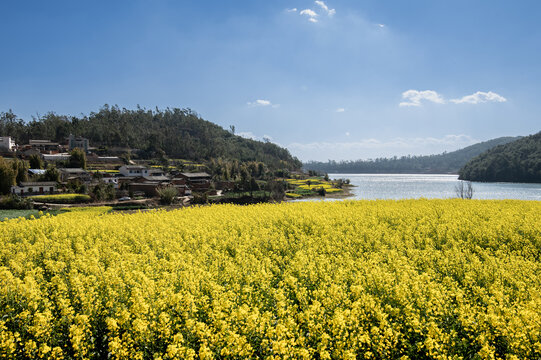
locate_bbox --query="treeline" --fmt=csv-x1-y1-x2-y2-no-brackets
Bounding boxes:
459,131,541,183
304,137,518,174
0,105,301,170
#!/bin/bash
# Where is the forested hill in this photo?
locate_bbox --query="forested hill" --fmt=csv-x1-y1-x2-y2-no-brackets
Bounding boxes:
0,106,301,169
304,136,519,174
459,131,541,183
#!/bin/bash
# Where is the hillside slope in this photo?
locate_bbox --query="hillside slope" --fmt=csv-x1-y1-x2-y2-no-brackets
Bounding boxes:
459,131,541,183
304,136,519,174
0,106,301,169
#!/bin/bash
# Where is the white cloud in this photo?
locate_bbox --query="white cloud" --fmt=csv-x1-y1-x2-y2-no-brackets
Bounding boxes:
335,108,345,112
300,9,317,17
300,9,318,22
450,91,507,104
400,89,508,107
288,134,478,161
286,8,298,12
247,99,273,107
399,90,445,107
297,2,335,23
315,1,336,16
378,23,385,28
345,132,350,136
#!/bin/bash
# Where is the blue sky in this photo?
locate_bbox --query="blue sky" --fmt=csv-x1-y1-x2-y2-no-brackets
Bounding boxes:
1,1,540,161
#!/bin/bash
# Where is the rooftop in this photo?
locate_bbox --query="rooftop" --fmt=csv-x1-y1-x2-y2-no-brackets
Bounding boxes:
59,168,88,174
19,181,57,186
121,165,147,170
143,175,170,182
180,172,211,178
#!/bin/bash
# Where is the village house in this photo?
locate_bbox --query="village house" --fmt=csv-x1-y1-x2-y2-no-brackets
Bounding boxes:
119,165,168,177
86,154,123,166
116,176,136,188
25,139,63,153
68,134,89,152
174,183,191,196
11,182,57,196
142,169,169,182
0,136,16,152
42,153,71,162
119,165,147,177
179,172,211,191
128,180,169,197
101,176,119,189
59,168,91,183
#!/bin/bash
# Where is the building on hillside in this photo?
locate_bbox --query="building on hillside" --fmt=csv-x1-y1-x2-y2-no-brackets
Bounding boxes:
59,168,91,183
11,182,57,196
171,177,187,186
140,169,169,182
26,140,63,153
147,168,166,176
119,165,148,177
0,136,16,151
101,176,119,189
86,154,123,165
42,153,71,162
215,180,236,191
116,176,136,188
68,134,89,152
179,172,211,191
128,181,166,197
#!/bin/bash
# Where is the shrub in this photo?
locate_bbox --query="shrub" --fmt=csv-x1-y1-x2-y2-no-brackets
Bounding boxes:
156,185,178,204
0,195,34,209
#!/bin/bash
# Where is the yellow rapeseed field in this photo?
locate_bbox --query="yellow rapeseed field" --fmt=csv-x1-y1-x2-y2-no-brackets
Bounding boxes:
1,200,540,359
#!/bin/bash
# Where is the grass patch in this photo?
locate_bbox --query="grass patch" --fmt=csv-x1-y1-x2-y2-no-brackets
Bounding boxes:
0,210,41,221
0,209,64,221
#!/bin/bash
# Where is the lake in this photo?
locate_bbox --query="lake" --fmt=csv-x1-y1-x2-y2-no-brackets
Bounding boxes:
325,174,541,201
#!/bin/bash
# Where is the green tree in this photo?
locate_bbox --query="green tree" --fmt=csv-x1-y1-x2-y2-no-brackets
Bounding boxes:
0,157,16,195
92,182,115,201
42,166,60,182
11,159,28,184
29,154,44,169
68,148,87,169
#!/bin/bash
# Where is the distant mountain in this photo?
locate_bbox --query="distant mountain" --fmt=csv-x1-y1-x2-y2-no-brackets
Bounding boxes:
304,136,520,174
0,106,301,170
459,131,541,183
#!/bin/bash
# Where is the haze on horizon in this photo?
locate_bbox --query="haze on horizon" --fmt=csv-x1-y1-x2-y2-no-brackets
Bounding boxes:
1,1,540,162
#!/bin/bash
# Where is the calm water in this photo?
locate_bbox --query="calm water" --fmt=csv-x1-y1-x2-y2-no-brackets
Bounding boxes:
324,174,541,201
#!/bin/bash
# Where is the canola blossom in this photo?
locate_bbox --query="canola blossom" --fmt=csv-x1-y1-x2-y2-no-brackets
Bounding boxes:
285,178,343,198
29,194,92,204
1,200,540,359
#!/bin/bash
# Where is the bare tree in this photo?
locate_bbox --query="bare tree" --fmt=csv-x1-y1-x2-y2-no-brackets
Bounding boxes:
455,181,474,199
